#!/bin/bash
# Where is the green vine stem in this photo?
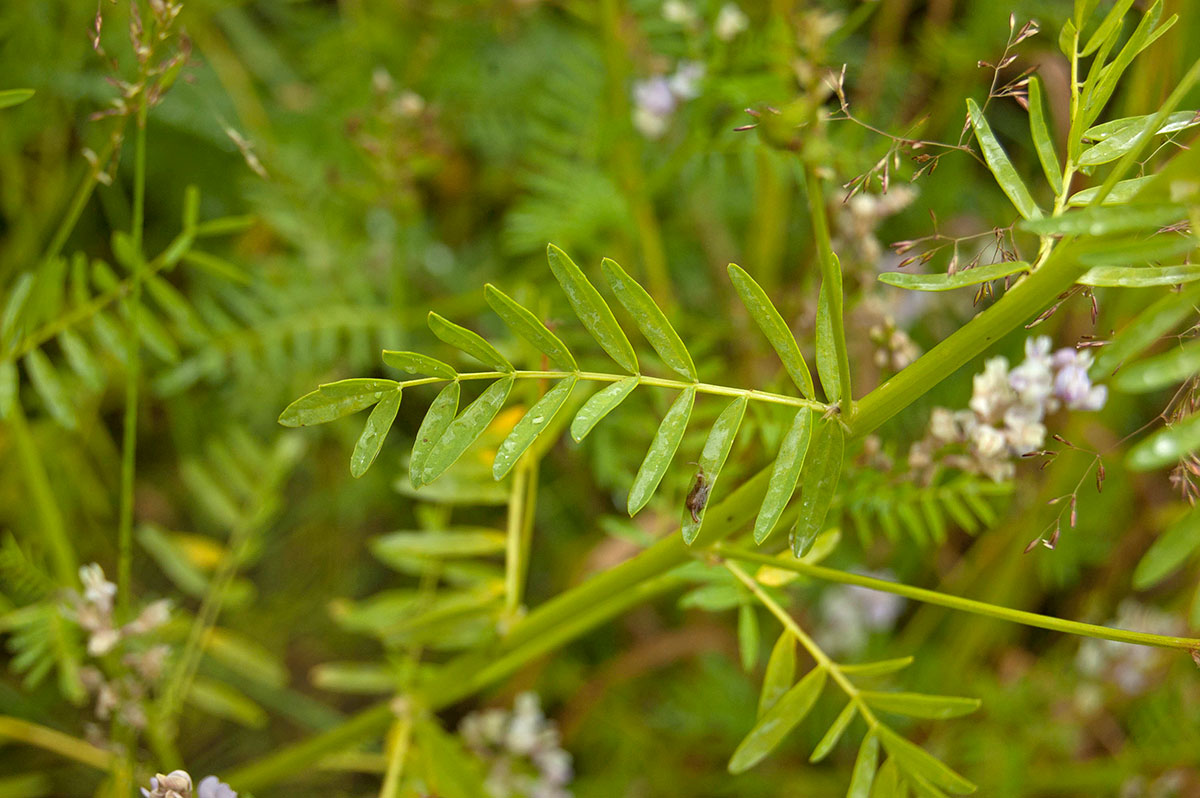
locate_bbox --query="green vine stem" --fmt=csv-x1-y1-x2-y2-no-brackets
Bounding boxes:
716,545,1200,652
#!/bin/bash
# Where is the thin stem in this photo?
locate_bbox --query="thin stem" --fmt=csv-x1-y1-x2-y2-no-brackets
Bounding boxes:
717,546,1200,652
378,713,412,798
37,121,124,271
803,166,853,415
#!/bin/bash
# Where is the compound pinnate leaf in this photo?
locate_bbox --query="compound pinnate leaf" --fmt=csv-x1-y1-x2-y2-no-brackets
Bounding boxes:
484,284,577,372
728,667,827,774
682,395,747,544
1127,412,1200,471
967,98,1042,221
754,407,813,544
420,377,514,485
602,257,695,380
627,386,695,516
728,263,814,398
757,630,796,718
1133,508,1200,589
570,376,639,442
1027,76,1063,195
879,727,976,795
382,350,457,379
547,244,638,375
810,702,856,763
792,419,845,557
428,312,513,373
410,381,460,487
493,376,577,479
862,691,981,719
848,733,879,798
350,389,402,478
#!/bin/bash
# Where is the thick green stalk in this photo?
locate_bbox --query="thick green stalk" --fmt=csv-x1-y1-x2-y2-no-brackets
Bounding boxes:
717,546,1200,651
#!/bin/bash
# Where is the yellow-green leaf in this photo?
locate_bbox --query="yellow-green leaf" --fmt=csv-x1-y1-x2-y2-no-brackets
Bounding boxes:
602,258,695,380
754,407,813,544
411,381,460,486
350,389,402,477
428,312,513,372
682,395,747,544
627,386,695,515
728,667,827,773
570,376,638,442
484,284,578,372
967,98,1042,220
728,264,814,398
493,376,577,479
421,377,514,485
547,244,638,374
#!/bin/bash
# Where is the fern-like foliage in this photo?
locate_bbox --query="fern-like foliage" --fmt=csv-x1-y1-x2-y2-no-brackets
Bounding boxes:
842,472,1014,547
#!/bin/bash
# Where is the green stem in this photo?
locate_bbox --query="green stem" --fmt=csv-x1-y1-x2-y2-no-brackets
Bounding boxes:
716,546,1200,651
378,714,412,798
37,122,124,270
504,458,538,618
803,166,853,414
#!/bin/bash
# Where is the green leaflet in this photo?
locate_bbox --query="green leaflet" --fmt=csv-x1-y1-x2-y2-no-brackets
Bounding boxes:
792,419,845,557
420,377,514,485
319,378,399,397
816,279,840,403
682,395,747,544
428,312,513,373
1114,340,1200,393
371,529,507,560
878,261,1030,292
58,330,105,391
737,603,760,671
484,284,578,372
492,376,577,479
1027,77,1063,196
278,385,389,427
757,630,796,717
0,88,35,109
1021,204,1185,236
627,386,695,516
754,407,813,544
310,662,396,694
23,350,76,429
839,656,915,677
1079,265,1200,287
879,727,976,795
1082,2,1174,130
415,716,491,798
1068,175,1152,206
727,264,814,398
1079,0,1135,56
848,732,879,798
1078,235,1197,268
410,381,460,486
862,691,981,719
728,667,827,774
546,244,638,374
1093,282,1200,377
382,350,457,379
0,360,15,419
1084,109,1200,141
873,758,904,798
967,98,1042,220
1080,112,1200,166
602,257,695,380
1133,508,1200,589
570,376,639,442
1127,412,1200,471
810,702,856,763
350,389,402,478
188,677,267,729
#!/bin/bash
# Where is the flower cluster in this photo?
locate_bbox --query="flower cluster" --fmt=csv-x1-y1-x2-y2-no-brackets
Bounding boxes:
65,564,171,730
459,692,574,798
632,61,704,139
142,770,236,798
815,574,906,657
909,337,1108,482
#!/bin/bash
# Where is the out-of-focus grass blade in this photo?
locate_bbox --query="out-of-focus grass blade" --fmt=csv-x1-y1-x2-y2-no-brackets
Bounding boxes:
570,376,639,442
967,98,1042,220
0,360,15,419
1021,204,1185,236
0,88,35,109
862,691,981,719
627,386,695,515
848,732,879,798
372,529,507,560
58,330,105,391
1080,0,1135,55
1114,340,1200,392
682,395,747,544
484,284,578,372
382,350,457,379
1133,508,1200,589
792,419,844,557
728,667,826,773
410,381,460,486
878,261,1030,292
602,258,695,380
757,630,796,717
428,312,513,373
420,377,514,485
754,407,813,544
810,702,856,763
1027,77,1063,195
738,603,760,671
1080,112,1200,166
1079,265,1200,287
1127,412,1200,471
493,376,577,479
727,264,814,398
350,389,402,478
1078,235,1197,268
547,244,638,374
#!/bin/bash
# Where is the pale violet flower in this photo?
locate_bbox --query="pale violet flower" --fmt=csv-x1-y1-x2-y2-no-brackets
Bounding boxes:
715,3,749,41
197,776,237,798
142,771,192,798
667,61,705,100
632,62,706,138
